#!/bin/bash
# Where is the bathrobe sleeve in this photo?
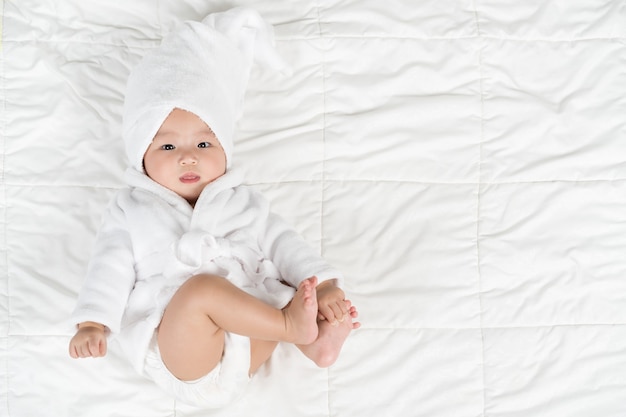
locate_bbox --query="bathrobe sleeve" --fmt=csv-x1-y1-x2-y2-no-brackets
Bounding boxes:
71,194,136,334
258,209,344,289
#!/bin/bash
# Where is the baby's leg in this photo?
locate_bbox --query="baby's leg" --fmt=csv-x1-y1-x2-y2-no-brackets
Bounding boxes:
297,303,359,368
158,274,318,381
249,339,278,375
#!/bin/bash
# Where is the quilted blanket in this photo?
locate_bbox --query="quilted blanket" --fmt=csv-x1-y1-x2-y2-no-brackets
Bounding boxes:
1,1,625,416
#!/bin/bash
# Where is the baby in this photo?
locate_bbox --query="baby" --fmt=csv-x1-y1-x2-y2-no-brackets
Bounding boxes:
69,8,359,409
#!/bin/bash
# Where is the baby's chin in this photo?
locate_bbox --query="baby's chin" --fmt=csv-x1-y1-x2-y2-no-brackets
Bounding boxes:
183,185,211,206
179,174,224,205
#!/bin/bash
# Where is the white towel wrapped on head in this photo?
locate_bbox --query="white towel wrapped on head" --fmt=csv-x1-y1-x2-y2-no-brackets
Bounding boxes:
123,7,289,172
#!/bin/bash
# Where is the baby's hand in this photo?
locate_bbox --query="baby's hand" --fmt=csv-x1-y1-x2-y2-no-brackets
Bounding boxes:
315,279,349,326
69,322,107,358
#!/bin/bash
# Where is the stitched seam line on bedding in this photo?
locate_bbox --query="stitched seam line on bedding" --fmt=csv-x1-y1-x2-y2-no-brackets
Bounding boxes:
249,178,626,187
224,178,626,187
7,322,626,337
318,323,626,330
317,5,329,263
315,5,332,417
475,32,488,417
294,35,626,43
473,2,488,411
0,1,11,414
3,35,626,45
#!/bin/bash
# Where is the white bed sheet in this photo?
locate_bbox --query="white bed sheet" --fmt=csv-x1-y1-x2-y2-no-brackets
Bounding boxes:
2,1,626,416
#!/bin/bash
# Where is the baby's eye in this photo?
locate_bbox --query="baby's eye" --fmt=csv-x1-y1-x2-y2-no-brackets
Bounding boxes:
198,142,212,148
161,144,175,151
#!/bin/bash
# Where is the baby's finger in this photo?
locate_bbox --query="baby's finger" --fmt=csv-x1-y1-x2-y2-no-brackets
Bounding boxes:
339,300,349,316
79,343,91,358
319,305,339,325
91,338,106,357
330,302,347,323
69,344,78,359
99,339,107,357
88,339,99,357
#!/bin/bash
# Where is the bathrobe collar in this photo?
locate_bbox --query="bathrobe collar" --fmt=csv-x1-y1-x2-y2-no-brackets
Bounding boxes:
124,167,244,217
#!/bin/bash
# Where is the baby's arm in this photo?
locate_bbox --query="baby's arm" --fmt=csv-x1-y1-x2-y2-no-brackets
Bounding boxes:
316,280,350,326
69,195,135,359
69,322,107,358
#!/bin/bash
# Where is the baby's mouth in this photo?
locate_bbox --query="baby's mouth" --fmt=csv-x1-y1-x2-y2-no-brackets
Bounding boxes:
179,172,200,184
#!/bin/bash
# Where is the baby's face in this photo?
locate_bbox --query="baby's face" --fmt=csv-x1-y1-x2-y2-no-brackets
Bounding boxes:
143,108,226,206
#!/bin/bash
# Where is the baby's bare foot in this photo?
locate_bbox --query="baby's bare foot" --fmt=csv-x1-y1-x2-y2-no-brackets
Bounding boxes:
283,277,319,345
298,303,360,368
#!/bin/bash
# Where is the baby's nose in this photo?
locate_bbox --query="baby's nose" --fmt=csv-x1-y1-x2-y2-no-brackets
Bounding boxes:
179,153,198,165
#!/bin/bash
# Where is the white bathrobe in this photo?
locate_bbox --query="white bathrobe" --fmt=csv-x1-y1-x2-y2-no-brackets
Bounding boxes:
72,168,342,375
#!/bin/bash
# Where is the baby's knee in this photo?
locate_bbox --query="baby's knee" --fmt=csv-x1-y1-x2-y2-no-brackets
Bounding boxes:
186,273,225,287
176,274,226,306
